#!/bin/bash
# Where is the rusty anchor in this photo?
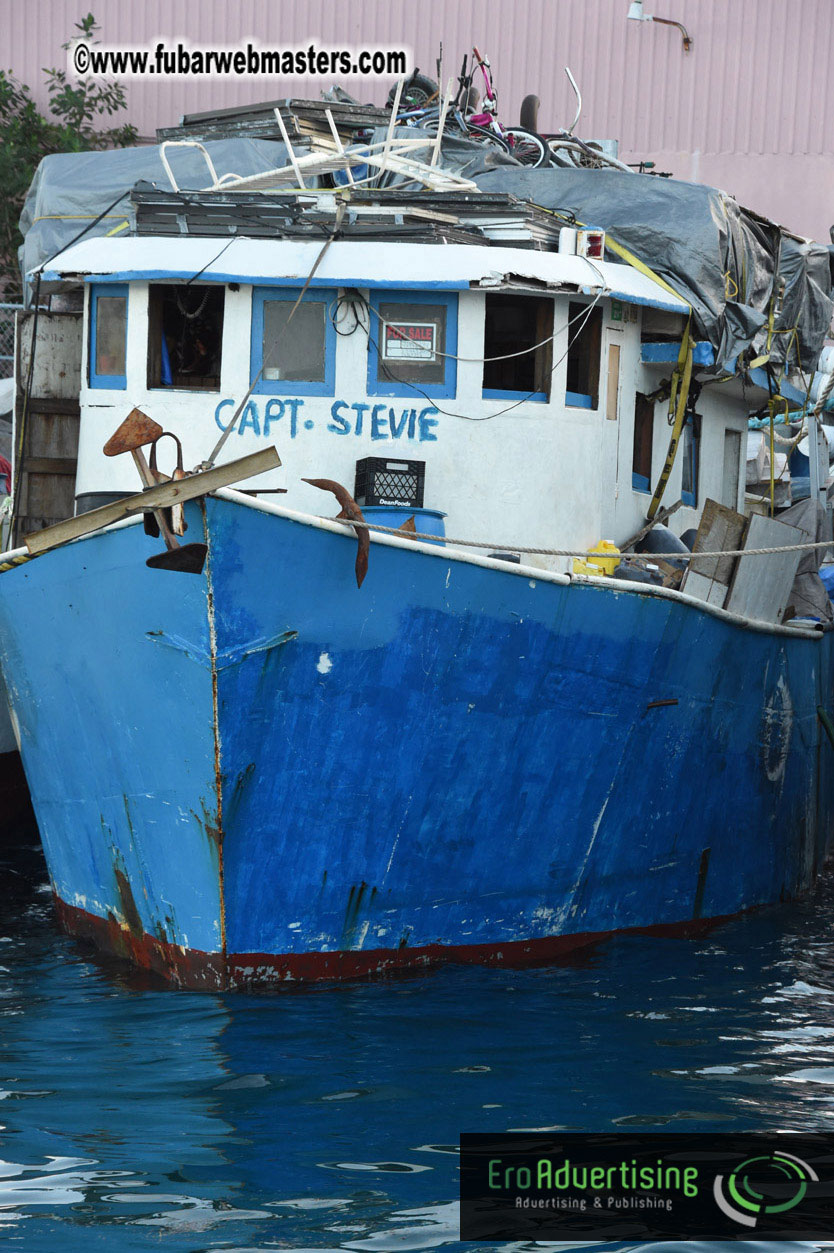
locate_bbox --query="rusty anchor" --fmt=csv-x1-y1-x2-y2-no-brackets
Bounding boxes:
302,478,370,588
149,431,188,537
103,409,208,574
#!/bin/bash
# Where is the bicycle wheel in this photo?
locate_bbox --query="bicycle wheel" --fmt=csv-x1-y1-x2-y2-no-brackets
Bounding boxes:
464,123,512,155
387,73,438,110
418,112,470,140
503,127,551,168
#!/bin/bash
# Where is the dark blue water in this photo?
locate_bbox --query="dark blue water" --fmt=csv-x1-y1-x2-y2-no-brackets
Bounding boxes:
2,823,834,1252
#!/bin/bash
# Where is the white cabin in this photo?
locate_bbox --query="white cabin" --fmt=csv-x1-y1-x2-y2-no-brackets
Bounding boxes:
33,232,784,572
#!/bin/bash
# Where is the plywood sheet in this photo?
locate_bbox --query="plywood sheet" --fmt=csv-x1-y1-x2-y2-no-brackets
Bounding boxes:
724,512,804,623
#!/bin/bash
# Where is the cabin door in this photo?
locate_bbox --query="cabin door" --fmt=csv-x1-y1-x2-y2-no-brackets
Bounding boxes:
721,430,742,510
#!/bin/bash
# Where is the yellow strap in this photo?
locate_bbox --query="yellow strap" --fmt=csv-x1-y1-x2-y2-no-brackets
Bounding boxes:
533,203,692,312
602,234,690,308
31,213,129,223
647,319,694,521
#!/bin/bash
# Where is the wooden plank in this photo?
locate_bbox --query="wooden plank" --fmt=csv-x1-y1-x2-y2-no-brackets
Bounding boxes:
22,457,77,475
16,313,82,400
26,412,79,460
24,473,76,520
606,343,620,421
686,498,747,585
724,513,805,623
26,398,81,416
24,447,281,555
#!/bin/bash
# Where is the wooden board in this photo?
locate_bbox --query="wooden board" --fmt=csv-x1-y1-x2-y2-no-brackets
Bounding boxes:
14,311,82,544
23,447,281,555
680,498,747,606
724,512,805,623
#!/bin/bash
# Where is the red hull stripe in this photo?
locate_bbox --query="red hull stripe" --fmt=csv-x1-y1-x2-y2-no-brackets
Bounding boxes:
53,894,741,990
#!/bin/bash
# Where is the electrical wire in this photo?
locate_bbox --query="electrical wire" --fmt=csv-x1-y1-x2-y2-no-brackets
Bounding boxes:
351,287,607,421
182,236,236,287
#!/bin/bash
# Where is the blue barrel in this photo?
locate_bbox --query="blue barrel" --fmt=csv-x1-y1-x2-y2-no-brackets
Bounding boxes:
361,506,446,545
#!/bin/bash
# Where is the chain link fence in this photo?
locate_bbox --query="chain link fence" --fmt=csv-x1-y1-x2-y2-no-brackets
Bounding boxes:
0,303,21,380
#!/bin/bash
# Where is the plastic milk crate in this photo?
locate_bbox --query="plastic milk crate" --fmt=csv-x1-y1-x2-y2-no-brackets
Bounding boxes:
354,458,426,509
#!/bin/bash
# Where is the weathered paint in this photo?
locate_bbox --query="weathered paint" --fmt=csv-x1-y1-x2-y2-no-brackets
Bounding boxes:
0,513,224,956
0,493,832,988
70,269,748,573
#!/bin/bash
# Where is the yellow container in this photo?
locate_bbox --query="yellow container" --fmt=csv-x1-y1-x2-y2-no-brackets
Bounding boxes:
573,541,620,577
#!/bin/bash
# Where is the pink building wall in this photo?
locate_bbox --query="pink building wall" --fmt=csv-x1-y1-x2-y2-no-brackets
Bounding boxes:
2,0,832,243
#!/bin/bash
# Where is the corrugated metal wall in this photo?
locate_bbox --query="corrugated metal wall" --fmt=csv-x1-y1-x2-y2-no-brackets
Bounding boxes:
2,0,833,239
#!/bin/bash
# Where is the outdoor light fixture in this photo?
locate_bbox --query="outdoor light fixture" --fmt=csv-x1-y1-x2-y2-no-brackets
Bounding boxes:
627,0,693,51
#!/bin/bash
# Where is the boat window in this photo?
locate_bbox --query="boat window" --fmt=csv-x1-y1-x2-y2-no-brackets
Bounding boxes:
89,283,128,389
566,301,602,409
147,284,224,391
681,413,701,507
250,288,337,395
482,295,553,402
367,292,457,398
632,392,653,491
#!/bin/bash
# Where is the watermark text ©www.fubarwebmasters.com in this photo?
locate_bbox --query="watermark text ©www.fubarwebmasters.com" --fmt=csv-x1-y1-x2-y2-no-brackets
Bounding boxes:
68,39,410,80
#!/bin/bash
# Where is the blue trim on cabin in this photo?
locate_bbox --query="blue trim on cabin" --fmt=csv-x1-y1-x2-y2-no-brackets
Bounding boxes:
643,341,807,406
482,388,548,403
60,270,469,290
89,282,128,390
51,272,688,314
747,366,806,406
367,290,458,399
565,391,593,409
249,287,338,396
582,287,685,313
632,472,651,492
641,341,716,367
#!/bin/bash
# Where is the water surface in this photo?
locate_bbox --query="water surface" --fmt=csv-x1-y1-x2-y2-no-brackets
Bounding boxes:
2,823,834,1251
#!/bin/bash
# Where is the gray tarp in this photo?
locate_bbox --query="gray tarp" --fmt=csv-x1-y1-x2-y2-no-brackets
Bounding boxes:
18,134,833,374
19,138,290,297
474,167,833,372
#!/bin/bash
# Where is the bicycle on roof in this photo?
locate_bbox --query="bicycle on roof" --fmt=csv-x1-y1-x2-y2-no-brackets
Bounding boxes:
391,50,551,168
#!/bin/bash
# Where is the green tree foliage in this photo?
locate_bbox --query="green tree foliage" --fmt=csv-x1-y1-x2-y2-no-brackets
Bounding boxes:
0,14,137,299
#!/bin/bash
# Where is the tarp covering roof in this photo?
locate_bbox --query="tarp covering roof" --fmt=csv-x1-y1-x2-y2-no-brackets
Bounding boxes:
18,121,834,377
475,167,834,374
19,138,290,293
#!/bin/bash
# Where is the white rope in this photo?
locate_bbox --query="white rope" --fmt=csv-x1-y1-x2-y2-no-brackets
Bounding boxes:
329,516,834,561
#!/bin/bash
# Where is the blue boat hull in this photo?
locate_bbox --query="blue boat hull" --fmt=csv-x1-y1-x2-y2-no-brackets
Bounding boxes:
0,495,832,986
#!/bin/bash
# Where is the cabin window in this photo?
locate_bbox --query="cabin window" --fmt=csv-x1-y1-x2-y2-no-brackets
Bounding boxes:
89,283,128,389
147,284,224,390
250,287,337,395
367,291,457,398
632,392,653,491
681,413,701,507
482,294,553,401
566,301,602,409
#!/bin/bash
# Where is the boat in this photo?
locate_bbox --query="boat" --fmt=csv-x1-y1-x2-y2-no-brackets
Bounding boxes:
2,119,834,987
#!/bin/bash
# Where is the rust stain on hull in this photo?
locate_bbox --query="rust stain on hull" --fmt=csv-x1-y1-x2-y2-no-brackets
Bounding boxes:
113,866,143,937
53,893,750,992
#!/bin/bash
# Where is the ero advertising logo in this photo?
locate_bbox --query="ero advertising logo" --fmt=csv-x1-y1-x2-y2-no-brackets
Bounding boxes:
460,1133,833,1241
713,1150,819,1228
